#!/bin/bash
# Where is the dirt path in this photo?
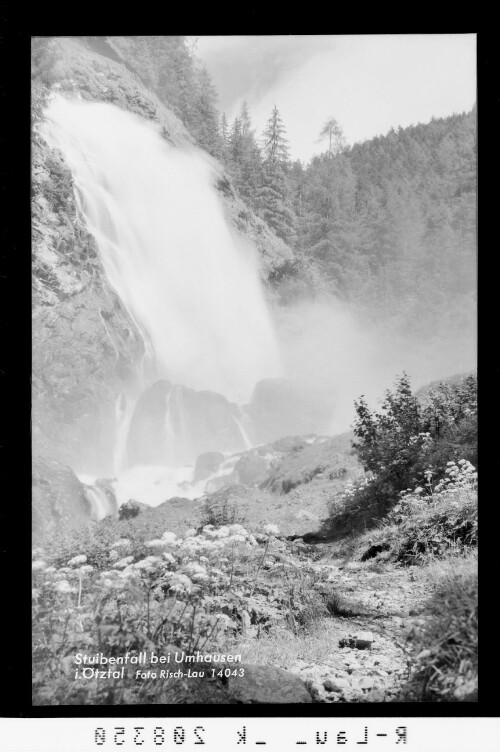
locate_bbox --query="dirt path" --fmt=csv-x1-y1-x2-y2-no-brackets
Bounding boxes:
280,556,430,702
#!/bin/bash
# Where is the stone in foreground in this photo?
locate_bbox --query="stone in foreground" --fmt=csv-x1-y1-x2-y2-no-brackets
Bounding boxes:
339,631,374,650
324,677,351,692
226,664,312,703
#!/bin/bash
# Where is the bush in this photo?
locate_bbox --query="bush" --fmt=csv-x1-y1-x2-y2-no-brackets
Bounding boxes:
344,373,477,522
402,551,478,701
201,486,248,528
32,517,336,705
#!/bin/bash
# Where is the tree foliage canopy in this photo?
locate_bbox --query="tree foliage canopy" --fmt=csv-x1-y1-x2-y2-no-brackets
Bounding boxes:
352,373,477,509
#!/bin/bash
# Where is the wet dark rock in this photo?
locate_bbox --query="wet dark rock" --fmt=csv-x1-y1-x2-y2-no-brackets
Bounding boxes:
339,632,374,650
361,541,391,561
118,499,149,520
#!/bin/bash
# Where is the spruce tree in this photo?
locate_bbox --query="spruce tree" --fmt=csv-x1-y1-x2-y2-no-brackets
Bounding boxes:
261,105,290,169
254,106,295,244
234,102,263,208
191,65,223,157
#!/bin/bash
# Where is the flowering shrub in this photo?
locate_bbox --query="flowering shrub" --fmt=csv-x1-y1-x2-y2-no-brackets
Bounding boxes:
325,374,477,538
32,519,332,705
388,459,478,564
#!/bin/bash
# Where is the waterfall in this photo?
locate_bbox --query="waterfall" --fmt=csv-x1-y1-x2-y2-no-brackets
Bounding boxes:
83,485,117,521
233,412,253,450
113,393,134,476
41,95,282,405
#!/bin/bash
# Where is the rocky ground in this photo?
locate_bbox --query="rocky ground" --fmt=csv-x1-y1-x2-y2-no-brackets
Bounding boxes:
279,553,429,702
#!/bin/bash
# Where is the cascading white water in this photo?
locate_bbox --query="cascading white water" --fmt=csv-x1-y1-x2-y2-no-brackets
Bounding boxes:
232,412,253,450
82,485,117,521
41,95,282,404
113,392,134,476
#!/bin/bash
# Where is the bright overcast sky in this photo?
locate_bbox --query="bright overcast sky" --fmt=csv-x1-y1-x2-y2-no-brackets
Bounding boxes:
192,34,477,164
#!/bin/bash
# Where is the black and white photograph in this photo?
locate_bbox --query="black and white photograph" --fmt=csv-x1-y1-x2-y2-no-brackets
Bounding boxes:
31,34,477,707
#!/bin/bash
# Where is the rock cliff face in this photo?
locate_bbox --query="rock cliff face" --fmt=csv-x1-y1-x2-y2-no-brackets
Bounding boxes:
32,37,293,474
126,380,248,467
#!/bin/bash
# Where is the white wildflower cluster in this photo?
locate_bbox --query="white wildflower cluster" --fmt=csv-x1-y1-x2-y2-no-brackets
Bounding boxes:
161,531,178,544
392,489,427,518
179,524,256,554
340,474,373,502
392,458,478,519
263,523,280,536
179,561,208,583
68,554,87,567
54,579,77,595
94,563,142,589
434,460,477,494
133,555,164,572
162,572,193,593
145,538,172,550
111,538,132,550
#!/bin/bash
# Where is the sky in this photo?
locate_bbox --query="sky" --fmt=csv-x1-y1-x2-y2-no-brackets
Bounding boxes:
191,34,477,164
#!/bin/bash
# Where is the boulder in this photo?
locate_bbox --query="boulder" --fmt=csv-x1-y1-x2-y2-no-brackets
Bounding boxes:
364,688,386,702
339,631,374,650
358,676,375,690
32,456,91,540
226,664,312,703
324,677,350,692
193,452,224,483
118,499,149,520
